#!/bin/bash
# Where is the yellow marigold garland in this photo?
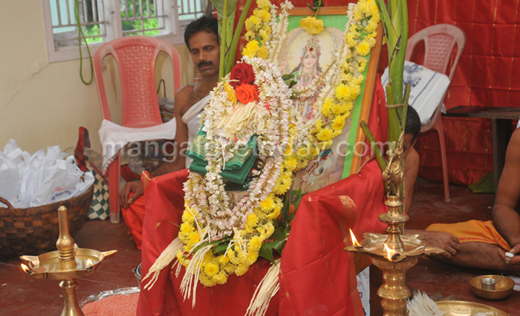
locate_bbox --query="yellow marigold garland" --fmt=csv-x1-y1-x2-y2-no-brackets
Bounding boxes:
243,1,272,58
174,0,380,290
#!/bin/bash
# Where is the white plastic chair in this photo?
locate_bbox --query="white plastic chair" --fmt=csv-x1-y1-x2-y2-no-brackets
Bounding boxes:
406,24,466,203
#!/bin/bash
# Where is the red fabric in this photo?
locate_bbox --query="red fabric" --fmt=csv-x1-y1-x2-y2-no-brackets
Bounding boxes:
74,127,91,172
121,165,141,182
136,78,389,316
137,164,387,316
121,172,155,250
279,161,387,316
121,193,145,250
377,0,520,185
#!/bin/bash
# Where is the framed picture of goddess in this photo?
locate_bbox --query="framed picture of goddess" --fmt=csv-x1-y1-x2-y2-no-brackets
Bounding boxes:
278,7,383,195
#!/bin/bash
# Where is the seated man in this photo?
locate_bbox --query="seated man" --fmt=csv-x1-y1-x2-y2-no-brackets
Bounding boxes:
403,106,461,258
426,127,520,274
403,106,420,215
119,15,221,249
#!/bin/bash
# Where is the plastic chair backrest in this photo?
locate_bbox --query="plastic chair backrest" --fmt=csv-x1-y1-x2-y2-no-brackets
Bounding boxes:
93,36,182,128
406,24,466,82
406,24,466,132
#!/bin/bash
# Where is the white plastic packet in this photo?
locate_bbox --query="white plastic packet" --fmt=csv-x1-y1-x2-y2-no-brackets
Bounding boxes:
0,151,21,206
0,140,95,208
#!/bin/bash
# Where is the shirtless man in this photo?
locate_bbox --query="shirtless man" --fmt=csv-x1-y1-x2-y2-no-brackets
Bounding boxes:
426,127,520,273
402,107,462,258
119,15,220,249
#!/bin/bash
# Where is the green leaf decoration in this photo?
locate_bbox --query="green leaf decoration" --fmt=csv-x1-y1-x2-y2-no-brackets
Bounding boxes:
213,242,230,256
193,236,232,253
259,226,289,263
259,240,286,263
210,0,238,17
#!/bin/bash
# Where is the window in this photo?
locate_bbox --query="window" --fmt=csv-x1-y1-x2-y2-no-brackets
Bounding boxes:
41,0,209,62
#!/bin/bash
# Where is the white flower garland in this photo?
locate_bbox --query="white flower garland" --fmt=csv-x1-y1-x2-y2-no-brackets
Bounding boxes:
177,56,292,291
145,0,381,308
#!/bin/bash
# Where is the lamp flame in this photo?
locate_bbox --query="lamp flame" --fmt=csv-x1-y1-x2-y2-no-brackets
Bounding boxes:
349,229,362,248
86,259,94,270
384,243,395,261
21,264,30,274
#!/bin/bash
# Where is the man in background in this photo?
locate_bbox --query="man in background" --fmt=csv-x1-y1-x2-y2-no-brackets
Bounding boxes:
403,106,420,215
119,15,220,249
404,107,462,258
426,127,520,273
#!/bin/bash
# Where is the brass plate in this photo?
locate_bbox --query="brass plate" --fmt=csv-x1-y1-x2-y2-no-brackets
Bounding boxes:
436,300,509,316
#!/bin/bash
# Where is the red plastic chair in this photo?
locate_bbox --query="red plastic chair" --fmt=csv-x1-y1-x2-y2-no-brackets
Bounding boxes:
93,36,182,223
406,24,466,203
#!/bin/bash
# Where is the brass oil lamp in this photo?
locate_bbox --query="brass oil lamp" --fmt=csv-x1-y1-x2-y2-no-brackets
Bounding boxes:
20,206,117,316
345,134,444,315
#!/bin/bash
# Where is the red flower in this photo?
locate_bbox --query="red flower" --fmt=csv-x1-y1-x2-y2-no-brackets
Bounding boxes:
235,84,259,104
230,63,255,87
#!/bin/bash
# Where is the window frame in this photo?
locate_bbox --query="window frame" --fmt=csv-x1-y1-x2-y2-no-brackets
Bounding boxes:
41,0,200,63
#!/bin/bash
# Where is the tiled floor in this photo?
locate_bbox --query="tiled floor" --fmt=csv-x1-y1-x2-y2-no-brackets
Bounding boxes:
1,177,518,315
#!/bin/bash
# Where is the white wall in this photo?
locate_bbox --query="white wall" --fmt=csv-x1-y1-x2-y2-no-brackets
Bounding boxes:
0,0,193,155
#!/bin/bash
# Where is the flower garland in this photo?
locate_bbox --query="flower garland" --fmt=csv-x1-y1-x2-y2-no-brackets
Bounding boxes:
302,1,380,162
242,0,272,59
243,0,380,172
144,0,381,308
177,56,293,291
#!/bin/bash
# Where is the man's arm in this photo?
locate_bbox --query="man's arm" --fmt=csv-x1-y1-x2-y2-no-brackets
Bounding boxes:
493,128,520,257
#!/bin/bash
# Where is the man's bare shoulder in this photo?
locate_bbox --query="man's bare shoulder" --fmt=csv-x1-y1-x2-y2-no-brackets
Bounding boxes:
175,84,194,103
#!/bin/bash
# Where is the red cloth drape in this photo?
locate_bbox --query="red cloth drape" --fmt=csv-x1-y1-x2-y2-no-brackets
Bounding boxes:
384,0,520,185
136,78,389,315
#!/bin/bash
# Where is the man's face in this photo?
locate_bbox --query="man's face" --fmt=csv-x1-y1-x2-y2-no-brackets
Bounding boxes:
188,31,220,78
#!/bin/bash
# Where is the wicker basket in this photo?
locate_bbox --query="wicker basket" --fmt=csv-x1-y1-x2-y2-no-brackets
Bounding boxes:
0,184,94,258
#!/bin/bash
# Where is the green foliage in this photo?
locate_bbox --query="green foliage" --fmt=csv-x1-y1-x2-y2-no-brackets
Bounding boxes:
282,74,297,89
259,226,289,263
194,236,232,254
85,25,102,43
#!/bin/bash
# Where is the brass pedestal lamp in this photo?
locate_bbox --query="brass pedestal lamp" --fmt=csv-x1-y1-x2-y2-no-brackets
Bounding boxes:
345,135,443,315
20,206,117,316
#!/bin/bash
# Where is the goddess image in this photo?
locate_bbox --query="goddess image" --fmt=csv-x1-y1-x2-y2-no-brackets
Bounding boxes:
290,36,324,119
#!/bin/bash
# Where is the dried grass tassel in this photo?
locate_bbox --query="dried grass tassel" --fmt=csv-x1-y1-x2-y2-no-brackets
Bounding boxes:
217,102,262,140
141,237,183,290
180,244,213,308
245,259,281,316
407,291,445,316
